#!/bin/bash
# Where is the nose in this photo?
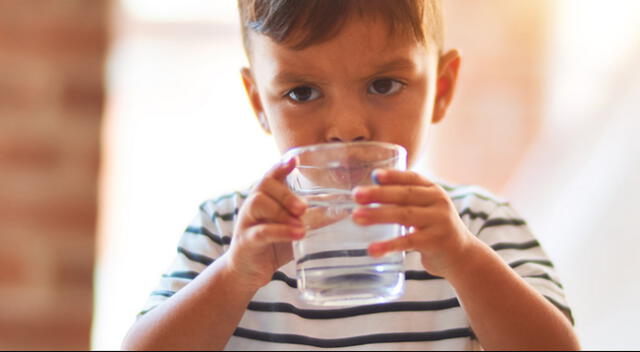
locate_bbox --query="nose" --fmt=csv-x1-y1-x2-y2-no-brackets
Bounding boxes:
328,135,367,143
324,102,371,143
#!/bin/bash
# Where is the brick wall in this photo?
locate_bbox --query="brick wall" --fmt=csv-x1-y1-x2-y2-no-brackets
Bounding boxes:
0,1,108,349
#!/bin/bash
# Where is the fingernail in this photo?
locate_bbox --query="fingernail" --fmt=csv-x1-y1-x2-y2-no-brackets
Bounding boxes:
371,169,385,184
368,243,385,257
371,170,379,185
352,209,368,225
288,157,297,167
292,227,305,239
289,217,302,226
353,187,368,203
292,198,307,215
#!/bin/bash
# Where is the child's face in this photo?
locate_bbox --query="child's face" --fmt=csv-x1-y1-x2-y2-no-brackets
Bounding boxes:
242,17,459,167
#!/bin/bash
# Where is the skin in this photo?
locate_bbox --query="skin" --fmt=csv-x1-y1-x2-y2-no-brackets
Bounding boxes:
122,16,580,351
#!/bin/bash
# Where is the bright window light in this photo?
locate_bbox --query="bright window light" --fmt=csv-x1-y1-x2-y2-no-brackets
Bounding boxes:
92,2,278,349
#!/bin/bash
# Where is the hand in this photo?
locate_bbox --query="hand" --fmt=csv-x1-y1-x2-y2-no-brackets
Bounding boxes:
226,158,307,290
351,169,475,278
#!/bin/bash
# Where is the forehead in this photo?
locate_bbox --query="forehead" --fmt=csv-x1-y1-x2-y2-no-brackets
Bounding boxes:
248,18,435,80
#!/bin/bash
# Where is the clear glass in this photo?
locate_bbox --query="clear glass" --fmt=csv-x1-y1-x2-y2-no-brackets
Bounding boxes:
283,142,407,306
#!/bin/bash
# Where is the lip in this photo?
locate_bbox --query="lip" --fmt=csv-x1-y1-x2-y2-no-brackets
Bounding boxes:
282,141,407,188
329,157,373,186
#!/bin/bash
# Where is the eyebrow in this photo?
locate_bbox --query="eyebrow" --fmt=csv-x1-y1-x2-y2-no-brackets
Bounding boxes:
273,71,323,85
371,58,417,75
273,58,418,85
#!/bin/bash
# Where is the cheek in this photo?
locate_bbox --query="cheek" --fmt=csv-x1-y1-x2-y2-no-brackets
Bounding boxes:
398,124,428,167
380,87,431,166
265,105,320,153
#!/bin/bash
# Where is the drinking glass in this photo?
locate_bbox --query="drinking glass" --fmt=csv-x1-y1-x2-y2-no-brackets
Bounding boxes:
283,141,407,306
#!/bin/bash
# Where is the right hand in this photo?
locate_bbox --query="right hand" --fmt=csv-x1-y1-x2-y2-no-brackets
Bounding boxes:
226,158,307,291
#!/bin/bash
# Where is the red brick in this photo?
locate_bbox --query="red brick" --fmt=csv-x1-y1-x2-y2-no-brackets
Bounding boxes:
0,0,108,349
0,248,29,287
0,0,108,24
50,237,96,288
0,140,61,169
2,24,108,60
0,316,91,350
0,67,57,114
0,197,97,233
0,230,51,303
0,1,109,61
61,77,105,115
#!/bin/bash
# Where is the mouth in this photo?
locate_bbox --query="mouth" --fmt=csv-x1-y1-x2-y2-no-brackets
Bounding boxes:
329,157,375,186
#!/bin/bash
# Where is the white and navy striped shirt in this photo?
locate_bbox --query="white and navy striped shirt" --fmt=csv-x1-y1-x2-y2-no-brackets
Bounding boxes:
141,181,572,350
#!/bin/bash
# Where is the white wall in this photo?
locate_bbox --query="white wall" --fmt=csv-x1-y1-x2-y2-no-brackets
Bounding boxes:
504,0,640,349
92,2,279,349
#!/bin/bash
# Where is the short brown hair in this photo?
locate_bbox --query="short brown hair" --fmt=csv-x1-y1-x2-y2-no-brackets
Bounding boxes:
237,0,443,56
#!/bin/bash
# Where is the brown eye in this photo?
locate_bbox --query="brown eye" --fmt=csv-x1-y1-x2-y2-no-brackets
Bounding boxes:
368,79,404,95
287,86,321,102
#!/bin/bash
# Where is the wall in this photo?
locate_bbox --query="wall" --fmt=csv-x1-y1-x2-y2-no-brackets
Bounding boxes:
0,1,108,349
429,0,551,193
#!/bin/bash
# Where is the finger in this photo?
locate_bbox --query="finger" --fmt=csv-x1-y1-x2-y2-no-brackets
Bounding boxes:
352,204,435,228
353,184,440,206
255,175,307,216
244,191,303,226
248,223,305,244
264,157,297,182
368,234,417,258
372,169,434,187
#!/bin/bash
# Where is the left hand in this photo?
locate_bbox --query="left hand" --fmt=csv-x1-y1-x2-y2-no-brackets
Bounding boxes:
352,169,476,278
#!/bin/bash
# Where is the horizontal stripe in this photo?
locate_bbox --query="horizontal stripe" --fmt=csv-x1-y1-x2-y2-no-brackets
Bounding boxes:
437,183,456,191
247,298,460,319
523,273,563,289
458,208,490,221
185,225,539,259
270,269,442,289
490,240,540,251
544,295,574,325
212,191,248,204
167,257,550,285
296,248,368,265
214,208,239,222
185,226,231,246
509,259,553,270
163,270,200,280
477,218,527,236
233,327,473,348
150,290,175,298
200,196,243,221
178,247,214,266
404,270,442,280
138,307,154,316
271,271,298,288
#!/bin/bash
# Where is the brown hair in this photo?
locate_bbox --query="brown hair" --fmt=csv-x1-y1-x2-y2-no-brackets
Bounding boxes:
237,0,443,56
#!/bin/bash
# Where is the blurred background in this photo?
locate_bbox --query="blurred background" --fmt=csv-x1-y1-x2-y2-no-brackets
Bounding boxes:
0,0,638,350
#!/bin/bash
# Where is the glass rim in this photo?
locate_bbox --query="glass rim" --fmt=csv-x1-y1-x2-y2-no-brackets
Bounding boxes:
281,141,407,163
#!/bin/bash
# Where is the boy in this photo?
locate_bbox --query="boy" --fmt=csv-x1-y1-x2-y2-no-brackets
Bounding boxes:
122,0,579,350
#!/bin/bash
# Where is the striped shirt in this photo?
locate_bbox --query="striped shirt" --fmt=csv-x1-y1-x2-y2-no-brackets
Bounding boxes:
141,181,572,350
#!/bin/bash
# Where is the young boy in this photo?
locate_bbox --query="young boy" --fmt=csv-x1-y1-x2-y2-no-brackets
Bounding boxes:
122,0,579,350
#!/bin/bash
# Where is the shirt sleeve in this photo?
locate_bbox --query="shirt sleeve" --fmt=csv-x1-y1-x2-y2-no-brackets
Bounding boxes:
475,203,575,325
138,197,237,316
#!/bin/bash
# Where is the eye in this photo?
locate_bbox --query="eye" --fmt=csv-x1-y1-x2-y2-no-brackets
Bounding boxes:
286,86,322,103
368,79,404,95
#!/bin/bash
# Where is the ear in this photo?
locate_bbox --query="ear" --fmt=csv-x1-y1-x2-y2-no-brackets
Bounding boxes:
432,49,461,124
241,67,271,135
